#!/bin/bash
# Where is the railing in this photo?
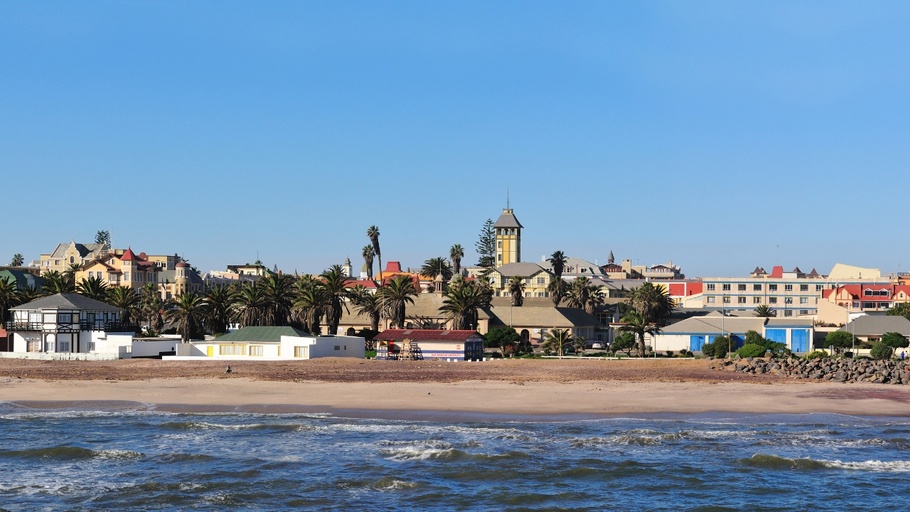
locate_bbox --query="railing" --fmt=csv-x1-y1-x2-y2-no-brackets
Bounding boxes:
5,321,139,333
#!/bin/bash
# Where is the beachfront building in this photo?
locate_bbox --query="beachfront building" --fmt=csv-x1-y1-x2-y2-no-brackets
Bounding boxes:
337,293,492,333
175,326,365,360
78,248,204,299
651,313,815,354
484,297,602,347
839,316,910,345
39,241,110,275
4,293,136,359
374,329,485,360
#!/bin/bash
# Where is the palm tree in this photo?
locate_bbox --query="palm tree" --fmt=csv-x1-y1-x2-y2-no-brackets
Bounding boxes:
233,282,268,327
624,282,675,356
755,305,775,317
618,310,659,357
18,285,42,304
542,328,573,358
321,264,350,335
42,270,74,295
547,278,567,306
367,225,382,282
292,276,326,334
421,257,453,282
508,276,525,307
9,253,24,267
566,277,604,315
63,263,82,290
165,292,206,342
440,279,488,330
377,275,416,328
362,245,375,280
107,286,141,326
548,250,568,279
260,273,297,326
449,244,464,277
349,285,382,332
0,278,20,323
204,285,235,335
76,276,109,301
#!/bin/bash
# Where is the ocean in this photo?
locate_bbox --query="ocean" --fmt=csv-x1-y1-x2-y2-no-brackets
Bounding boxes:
1,403,908,511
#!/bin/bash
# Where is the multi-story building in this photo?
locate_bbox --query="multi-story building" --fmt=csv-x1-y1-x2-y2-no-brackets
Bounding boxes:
39,241,110,274
78,248,203,299
494,208,522,266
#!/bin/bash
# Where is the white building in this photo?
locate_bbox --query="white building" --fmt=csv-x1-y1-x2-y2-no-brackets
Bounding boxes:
6,293,135,359
172,326,365,360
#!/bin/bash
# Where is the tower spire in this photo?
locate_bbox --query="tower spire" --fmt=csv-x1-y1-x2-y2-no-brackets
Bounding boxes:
506,186,510,209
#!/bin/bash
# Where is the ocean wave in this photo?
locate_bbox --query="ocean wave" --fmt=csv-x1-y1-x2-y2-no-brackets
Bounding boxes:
0,445,143,461
378,440,457,462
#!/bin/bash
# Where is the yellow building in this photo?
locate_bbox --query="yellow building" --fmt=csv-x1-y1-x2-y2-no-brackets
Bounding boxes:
494,208,522,266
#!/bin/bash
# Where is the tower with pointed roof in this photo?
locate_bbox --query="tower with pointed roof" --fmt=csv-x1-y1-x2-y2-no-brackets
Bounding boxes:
493,208,523,266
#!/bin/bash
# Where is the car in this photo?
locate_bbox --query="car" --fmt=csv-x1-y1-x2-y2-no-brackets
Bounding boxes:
590,342,604,350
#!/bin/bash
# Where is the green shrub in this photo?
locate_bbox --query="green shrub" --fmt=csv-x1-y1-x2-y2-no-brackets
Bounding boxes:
806,350,828,359
870,342,894,360
665,350,674,357
736,343,766,358
701,342,715,357
713,342,729,359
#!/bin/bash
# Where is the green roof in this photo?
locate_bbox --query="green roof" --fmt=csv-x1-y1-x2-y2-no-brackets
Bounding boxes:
214,326,310,343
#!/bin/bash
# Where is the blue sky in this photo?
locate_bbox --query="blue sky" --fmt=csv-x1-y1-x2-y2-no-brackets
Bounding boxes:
2,1,908,278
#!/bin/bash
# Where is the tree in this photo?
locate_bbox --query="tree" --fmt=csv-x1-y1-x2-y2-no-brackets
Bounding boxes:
449,244,464,277
63,263,81,290
260,273,297,326
888,303,910,322
349,285,382,332
107,286,140,326
165,292,206,342
825,330,855,354
76,276,109,301
204,285,235,335
475,219,496,268
362,245,375,280
234,282,268,327
292,276,326,334
547,278,567,306
421,257,453,282
881,332,909,349
321,264,350,335
367,225,382,282
566,277,604,315
542,328,573,357
439,279,489,330
870,342,894,360
377,275,417,328
623,282,675,356
508,276,525,307
42,270,74,295
485,327,520,356
612,332,636,356
754,305,775,317
9,253,24,267
0,278,20,323
547,250,568,279
95,230,111,248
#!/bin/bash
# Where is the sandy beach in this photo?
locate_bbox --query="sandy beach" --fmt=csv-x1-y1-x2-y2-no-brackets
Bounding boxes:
1,357,908,418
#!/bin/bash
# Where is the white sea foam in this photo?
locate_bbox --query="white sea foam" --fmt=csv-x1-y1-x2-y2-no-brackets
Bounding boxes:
379,440,455,462
822,459,910,472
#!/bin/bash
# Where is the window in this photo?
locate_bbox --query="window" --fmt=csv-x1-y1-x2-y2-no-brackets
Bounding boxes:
738,284,746,291
785,297,793,304
723,296,731,304
769,284,778,292
753,284,762,291
58,313,72,323
784,285,793,292
769,297,778,304
784,310,793,317
706,284,716,291
737,297,746,304
294,346,308,358
249,345,263,356
707,297,716,304
753,297,761,304
219,345,244,355
800,297,808,304
722,284,731,291
58,340,71,352
537,277,546,284
800,285,808,292
816,285,824,291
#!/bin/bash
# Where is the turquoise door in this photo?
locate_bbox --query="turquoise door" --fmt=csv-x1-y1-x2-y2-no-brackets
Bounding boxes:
766,329,787,344
690,335,706,351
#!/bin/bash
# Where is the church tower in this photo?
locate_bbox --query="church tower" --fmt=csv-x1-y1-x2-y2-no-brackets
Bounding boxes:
494,208,523,266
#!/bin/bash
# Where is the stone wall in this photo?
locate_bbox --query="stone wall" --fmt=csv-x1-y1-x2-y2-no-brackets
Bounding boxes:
712,356,910,385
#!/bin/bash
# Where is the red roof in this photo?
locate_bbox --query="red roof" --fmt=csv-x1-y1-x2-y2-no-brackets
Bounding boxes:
375,329,481,342
384,261,403,273
121,247,136,261
768,266,784,278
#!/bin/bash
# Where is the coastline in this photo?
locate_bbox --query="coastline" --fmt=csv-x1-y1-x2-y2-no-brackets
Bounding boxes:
3,377,910,419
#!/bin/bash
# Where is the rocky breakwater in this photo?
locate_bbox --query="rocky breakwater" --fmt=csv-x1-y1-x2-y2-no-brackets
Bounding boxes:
711,356,910,385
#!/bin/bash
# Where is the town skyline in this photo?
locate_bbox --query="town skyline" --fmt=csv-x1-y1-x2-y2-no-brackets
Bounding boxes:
3,2,908,277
